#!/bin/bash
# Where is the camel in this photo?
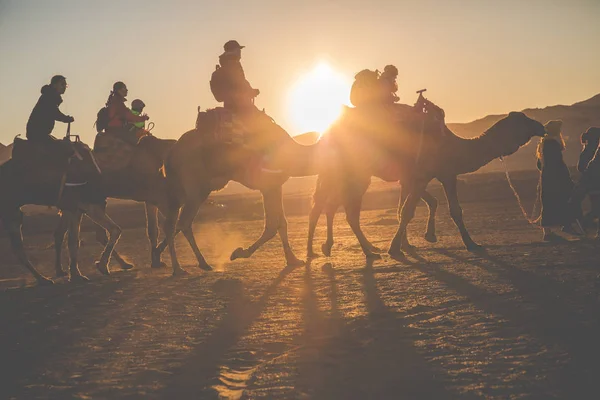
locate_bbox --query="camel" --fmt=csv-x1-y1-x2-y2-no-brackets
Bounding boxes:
52,135,177,277
306,111,546,259
162,109,326,275
387,111,546,258
307,171,439,259
570,127,600,237
0,138,120,284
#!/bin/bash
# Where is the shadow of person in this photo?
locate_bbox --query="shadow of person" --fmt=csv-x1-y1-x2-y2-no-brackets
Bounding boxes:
428,247,600,398
160,263,300,397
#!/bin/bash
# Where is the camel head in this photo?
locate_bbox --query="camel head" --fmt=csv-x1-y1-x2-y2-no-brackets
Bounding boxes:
486,111,545,157
578,127,600,172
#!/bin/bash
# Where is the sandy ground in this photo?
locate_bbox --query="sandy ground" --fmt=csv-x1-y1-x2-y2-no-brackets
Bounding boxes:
0,171,599,399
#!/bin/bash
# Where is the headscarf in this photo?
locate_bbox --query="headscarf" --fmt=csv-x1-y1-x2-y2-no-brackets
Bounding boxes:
537,119,565,159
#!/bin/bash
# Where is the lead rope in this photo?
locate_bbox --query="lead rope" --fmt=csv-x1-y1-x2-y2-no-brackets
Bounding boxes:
499,156,542,227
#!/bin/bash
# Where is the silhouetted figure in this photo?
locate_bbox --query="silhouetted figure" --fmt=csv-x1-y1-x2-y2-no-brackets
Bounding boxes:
210,40,260,113
104,81,149,144
536,120,579,240
379,65,400,105
26,75,74,144
349,69,381,109
209,40,289,171
130,99,147,129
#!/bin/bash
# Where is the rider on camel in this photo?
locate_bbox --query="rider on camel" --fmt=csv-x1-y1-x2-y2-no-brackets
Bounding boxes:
210,40,288,170
105,81,150,145
26,75,75,145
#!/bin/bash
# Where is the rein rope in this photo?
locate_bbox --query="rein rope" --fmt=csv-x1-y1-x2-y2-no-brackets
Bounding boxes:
499,156,542,227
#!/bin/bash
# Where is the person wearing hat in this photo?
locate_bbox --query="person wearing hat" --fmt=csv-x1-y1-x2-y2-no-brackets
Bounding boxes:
536,120,580,240
210,40,260,113
379,64,400,105
26,75,75,144
104,81,149,144
210,40,290,173
130,99,146,129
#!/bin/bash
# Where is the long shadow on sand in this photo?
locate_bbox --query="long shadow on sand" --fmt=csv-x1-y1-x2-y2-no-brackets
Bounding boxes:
0,271,204,399
410,247,600,398
0,275,137,397
159,264,299,398
292,259,452,399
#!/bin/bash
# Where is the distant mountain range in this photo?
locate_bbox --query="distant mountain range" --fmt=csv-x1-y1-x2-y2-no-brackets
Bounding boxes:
447,93,600,172
1,94,598,193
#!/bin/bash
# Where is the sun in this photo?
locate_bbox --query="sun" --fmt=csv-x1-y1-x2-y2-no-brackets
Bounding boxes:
287,62,351,134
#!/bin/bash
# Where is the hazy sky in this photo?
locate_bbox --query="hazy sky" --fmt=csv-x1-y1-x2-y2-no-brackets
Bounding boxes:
1,0,599,144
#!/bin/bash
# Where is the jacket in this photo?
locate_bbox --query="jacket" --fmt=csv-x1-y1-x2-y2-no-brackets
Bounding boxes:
26,85,71,140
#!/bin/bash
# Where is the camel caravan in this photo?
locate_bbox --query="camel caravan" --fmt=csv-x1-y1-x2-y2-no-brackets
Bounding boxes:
2,39,594,287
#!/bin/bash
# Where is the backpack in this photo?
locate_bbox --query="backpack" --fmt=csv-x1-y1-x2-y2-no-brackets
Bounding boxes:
210,65,227,103
95,106,109,133
350,69,380,107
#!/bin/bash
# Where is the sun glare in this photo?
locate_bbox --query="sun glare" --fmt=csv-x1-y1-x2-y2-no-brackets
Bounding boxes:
287,62,351,134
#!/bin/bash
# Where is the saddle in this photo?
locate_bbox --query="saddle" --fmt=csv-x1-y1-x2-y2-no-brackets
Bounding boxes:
10,137,102,206
12,136,74,164
93,131,136,172
196,107,246,145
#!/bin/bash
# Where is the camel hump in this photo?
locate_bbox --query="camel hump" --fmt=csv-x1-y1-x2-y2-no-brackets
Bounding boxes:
93,132,135,172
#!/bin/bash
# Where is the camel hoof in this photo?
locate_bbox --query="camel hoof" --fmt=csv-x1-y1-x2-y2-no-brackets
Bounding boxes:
151,261,167,269
120,262,135,271
365,252,382,260
198,263,213,271
387,248,406,261
286,257,306,267
69,274,90,283
466,242,484,252
401,243,417,252
306,250,320,259
95,261,110,276
37,276,55,285
56,269,68,278
424,233,438,243
230,247,249,261
321,243,333,257
172,267,189,276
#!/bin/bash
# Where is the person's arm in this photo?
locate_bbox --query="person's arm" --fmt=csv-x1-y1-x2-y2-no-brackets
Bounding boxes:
120,102,147,123
54,106,73,123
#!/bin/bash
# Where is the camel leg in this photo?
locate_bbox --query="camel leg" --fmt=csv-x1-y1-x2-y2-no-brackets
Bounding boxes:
231,185,303,266
4,209,54,285
343,193,381,260
388,181,428,258
164,204,187,276
322,205,336,257
146,203,166,268
177,194,213,271
93,222,134,270
82,204,122,275
307,198,325,259
421,190,438,243
64,210,89,282
398,185,416,251
53,213,68,277
441,176,481,251
276,200,305,267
